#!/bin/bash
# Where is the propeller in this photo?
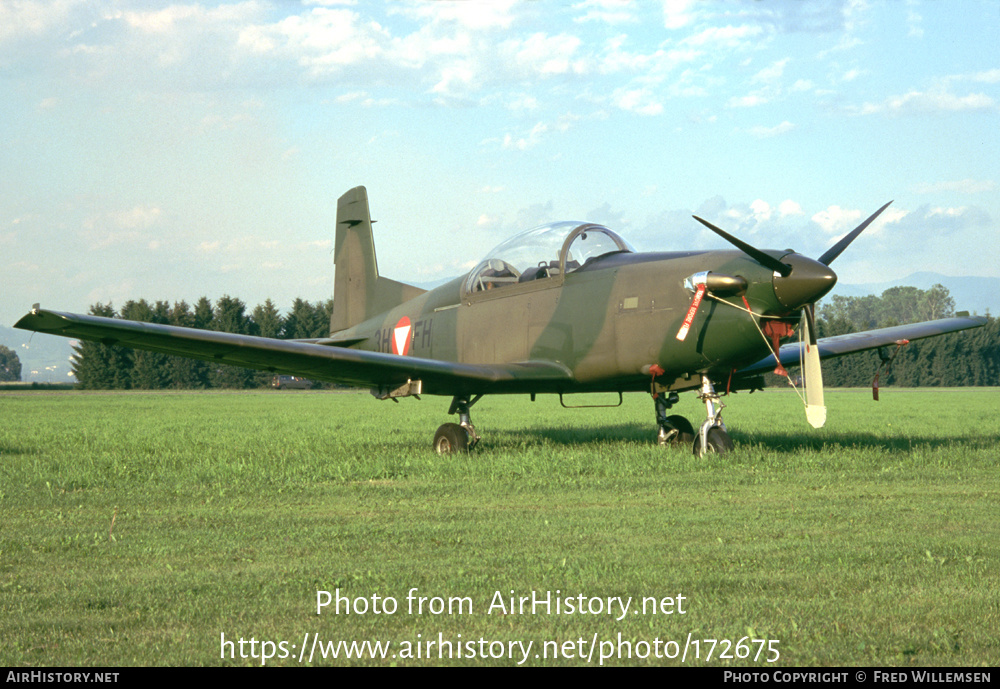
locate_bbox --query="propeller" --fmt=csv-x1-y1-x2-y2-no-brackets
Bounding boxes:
800,303,826,428
690,201,893,427
692,216,791,276
817,201,892,266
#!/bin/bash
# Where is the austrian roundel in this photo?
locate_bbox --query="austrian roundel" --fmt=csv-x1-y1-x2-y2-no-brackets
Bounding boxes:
391,316,412,356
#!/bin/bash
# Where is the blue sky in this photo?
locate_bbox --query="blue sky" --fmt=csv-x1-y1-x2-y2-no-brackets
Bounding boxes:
2,0,998,327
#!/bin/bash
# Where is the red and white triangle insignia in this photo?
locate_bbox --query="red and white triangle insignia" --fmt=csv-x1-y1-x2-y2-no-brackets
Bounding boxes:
392,316,412,356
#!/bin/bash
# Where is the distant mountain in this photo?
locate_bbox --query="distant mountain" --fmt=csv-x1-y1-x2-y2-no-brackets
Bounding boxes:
0,326,77,383
832,272,998,317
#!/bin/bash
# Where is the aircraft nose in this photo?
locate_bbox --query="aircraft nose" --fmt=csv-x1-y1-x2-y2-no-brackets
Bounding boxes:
772,254,838,309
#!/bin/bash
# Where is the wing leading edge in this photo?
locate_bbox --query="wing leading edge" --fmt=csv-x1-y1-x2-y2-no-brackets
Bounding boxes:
14,309,573,395
736,315,988,377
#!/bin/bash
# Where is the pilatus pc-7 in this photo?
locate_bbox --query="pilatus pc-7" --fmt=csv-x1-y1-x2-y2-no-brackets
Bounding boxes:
16,187,985,455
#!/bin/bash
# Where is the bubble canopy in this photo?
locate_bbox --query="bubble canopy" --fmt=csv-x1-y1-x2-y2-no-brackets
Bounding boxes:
465,221,635,294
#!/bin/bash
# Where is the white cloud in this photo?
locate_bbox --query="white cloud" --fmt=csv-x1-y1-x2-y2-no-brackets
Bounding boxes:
967,69,1000,84
728,58,801,109
86,280,137,307
907,6,924,38
613,87,663,115
114,206,162,229
752,58,789,84
504,32,585,77
505,94,538,112
123,5,200,33
596,39,700,77
857,89,996,115
779,200,803,217
7,1,823,117
729,94,768,108
937,68,1000,87
477,214,501,230
78,206,165,250
0,0,78,42
662,0,697,30
573,0,636,25
239,4,596,102
889,204,990,236
432,62,477,96
502,122,549,150
251,7,392,76
913,179,997,194
681,24,765,48
812,205,862,235
746,121,795,138
813,204,907,246
397,0,518,32
750,199,772,223
871,206,908,235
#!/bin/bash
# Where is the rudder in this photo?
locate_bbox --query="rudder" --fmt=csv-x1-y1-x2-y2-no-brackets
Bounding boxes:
330,187,425,334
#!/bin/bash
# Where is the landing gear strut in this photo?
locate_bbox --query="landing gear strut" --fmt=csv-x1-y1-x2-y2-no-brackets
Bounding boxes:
433,394,483,454
694,375,734,456
654,392,695,447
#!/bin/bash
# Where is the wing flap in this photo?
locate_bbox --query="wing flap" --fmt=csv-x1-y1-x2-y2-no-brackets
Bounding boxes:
15,309,573,394
737,315,988,377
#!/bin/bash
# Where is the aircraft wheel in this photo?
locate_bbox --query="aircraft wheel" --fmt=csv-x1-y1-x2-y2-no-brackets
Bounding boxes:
658,415,695,447
692,427,734,455
434,423,470,454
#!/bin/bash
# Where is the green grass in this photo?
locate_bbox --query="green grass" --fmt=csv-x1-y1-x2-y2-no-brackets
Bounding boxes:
1,388,998,666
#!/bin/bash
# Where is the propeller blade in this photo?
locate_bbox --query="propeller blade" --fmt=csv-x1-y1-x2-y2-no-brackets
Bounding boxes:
801,304,826,428
692,216,792,277
817,201,893,266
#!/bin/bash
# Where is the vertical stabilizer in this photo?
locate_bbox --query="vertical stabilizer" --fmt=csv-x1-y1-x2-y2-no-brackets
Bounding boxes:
331,186,378,333
330,187,426,334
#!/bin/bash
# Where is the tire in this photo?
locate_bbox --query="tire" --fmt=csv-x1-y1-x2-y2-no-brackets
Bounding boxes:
433,423,470,454
692,426,734,455
658,414,695,447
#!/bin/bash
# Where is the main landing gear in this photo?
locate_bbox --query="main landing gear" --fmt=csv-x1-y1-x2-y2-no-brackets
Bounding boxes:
654,375,734,456
433,395,483,454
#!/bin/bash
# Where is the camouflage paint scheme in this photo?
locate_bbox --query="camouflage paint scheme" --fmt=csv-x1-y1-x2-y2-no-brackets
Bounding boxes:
15,186,986,451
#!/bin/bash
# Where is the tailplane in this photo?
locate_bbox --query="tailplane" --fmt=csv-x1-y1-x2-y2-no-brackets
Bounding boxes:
331,186,426,333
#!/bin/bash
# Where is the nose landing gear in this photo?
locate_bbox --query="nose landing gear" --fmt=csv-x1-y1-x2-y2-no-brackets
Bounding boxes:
694,375,733,455
653,376,734,455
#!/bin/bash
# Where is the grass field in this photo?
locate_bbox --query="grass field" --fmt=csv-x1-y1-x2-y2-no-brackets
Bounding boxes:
1,387,998,666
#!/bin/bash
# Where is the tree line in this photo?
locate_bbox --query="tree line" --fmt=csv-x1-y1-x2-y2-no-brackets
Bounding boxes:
803,285,997,387
69,285,997,390
0,344,22,382
72,296,333,390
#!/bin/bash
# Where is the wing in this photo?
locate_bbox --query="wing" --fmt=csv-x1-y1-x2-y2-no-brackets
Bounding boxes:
14,309,572,395
736,315,988,377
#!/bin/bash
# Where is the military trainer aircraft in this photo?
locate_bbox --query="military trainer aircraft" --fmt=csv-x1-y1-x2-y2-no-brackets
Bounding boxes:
15,186,986,455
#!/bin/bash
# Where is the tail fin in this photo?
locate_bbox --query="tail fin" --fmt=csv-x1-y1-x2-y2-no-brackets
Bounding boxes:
331,186,426,334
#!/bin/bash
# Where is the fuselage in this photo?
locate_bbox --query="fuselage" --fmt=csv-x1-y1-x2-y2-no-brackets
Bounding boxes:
337,245,823,396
